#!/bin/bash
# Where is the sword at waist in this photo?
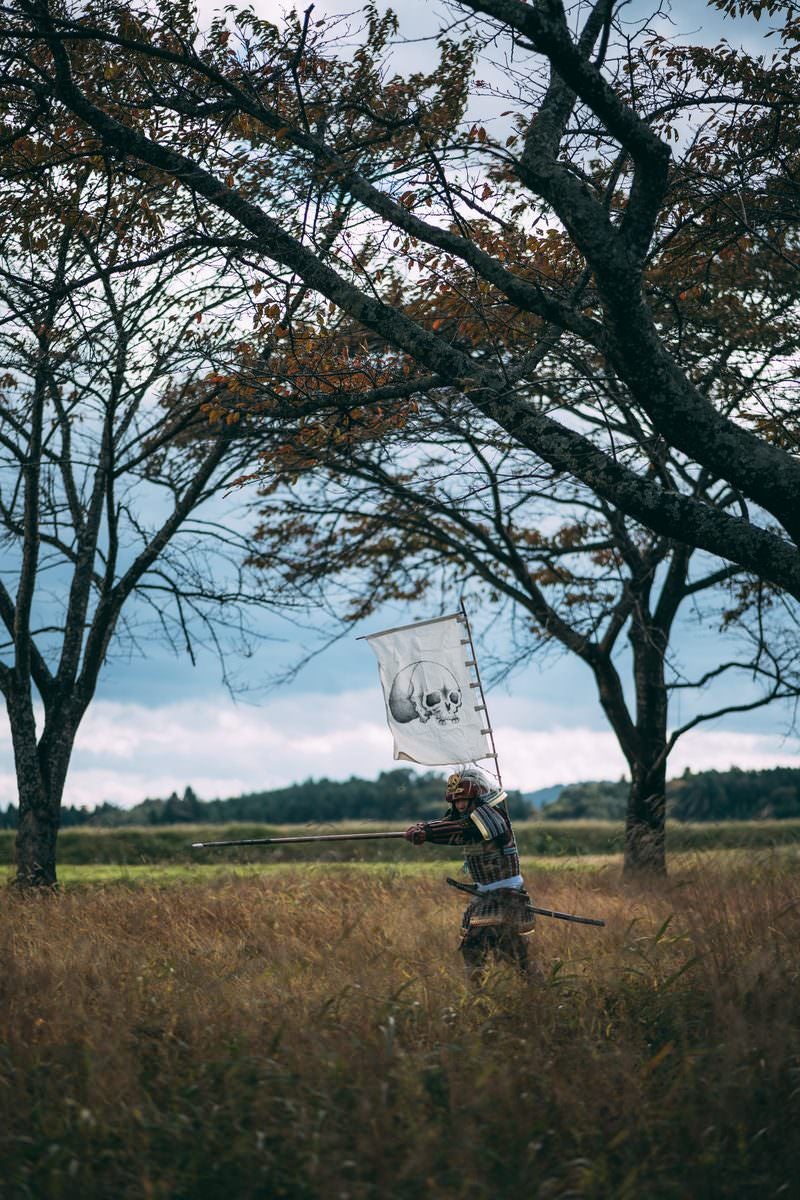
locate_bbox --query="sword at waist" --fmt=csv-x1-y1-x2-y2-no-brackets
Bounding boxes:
445,878,605,927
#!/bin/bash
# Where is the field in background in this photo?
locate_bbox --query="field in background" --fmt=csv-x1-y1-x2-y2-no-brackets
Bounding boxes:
1,856,799,1198
3,818,800,867
4,845,799,889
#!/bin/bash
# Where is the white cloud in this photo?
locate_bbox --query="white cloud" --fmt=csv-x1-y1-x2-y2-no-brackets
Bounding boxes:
2,691,798,809
495,724,800,790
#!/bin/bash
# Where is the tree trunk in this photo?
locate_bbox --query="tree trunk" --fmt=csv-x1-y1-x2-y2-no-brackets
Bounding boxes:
6,687,78,889
15,786,60,888
624,608,670,878
623,748,667,877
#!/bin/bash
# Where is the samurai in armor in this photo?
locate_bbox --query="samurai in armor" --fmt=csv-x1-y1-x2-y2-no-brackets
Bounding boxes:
404,767,536,980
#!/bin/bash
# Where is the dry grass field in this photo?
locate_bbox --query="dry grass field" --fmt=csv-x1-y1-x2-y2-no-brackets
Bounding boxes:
1,857,798,1199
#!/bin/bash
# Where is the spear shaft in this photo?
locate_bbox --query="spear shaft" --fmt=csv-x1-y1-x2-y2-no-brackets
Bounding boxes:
191,831,408,849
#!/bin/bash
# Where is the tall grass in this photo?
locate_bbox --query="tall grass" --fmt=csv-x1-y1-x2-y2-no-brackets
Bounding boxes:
1,860,798,1198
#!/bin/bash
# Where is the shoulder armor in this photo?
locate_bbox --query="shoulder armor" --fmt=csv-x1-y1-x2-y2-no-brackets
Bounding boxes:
469,803,508,841
485,789,508,809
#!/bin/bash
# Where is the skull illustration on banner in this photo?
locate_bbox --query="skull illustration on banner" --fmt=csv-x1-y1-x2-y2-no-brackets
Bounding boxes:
388,661,463,725
366,615,492,766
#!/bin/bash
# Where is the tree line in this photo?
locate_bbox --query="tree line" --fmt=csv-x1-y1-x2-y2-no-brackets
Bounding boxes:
0,769,528,827
3,765,799,828
543,767,800,822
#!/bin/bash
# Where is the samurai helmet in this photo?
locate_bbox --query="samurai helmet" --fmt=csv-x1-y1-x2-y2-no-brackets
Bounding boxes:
445,766,495,806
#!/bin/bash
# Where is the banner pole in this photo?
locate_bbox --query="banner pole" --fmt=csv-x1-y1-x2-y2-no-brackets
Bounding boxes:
458,597,503,793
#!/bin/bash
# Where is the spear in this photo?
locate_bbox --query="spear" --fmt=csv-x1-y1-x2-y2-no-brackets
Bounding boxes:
191,831,407,849
189,832,605,926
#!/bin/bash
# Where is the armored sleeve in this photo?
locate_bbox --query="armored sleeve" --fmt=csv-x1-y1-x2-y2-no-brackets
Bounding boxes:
421,814,483,846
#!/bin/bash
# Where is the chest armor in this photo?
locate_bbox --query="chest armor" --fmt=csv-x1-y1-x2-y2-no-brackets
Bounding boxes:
462,804,521,886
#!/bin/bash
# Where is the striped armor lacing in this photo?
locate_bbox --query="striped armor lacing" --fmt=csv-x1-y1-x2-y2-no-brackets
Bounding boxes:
422,801,522,886
423,801,535,935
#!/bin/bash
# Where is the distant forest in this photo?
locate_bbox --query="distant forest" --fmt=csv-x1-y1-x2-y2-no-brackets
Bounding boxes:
0,770,528,828
543,767,800,822
2,765,800,828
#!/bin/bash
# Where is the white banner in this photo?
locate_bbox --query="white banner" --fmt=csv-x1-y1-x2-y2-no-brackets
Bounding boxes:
365,614,493,766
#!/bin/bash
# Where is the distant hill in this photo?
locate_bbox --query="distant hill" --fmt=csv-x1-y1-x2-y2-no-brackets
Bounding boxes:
522,784,564,809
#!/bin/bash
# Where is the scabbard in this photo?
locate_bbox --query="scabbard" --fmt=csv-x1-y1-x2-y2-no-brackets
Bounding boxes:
446,876,480,896
445,877,605,927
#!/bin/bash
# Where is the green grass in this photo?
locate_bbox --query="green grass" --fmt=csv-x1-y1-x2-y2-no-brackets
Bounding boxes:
4,817,800,868
13,856,616,889
7,843,799,888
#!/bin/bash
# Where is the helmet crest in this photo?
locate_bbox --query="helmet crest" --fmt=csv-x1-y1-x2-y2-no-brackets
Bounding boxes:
445,766,493,805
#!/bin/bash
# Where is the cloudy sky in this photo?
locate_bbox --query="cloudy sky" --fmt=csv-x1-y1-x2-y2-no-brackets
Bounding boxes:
2,0,797,810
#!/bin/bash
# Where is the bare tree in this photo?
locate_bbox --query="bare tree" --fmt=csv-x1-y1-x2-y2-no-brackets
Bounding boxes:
0,168,281,886
248,392,796,874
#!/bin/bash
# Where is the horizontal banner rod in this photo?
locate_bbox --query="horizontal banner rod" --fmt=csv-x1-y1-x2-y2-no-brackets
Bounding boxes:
357,611,463,641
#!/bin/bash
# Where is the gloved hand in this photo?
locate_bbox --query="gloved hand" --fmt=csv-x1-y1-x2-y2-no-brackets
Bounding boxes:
404,823,427,845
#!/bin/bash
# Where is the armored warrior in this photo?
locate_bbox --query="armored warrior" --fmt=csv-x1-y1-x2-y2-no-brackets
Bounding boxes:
404,766,537,979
